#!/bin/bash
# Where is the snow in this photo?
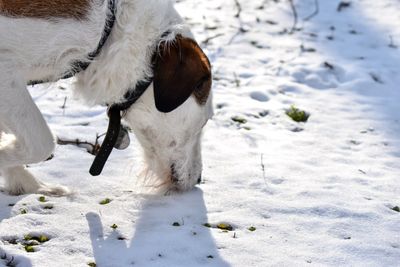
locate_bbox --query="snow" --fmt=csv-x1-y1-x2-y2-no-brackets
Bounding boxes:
1,0,400,266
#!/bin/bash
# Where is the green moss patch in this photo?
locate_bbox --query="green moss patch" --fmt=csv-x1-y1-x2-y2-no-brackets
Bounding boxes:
24,246,35,253
24,234,49,243
20,234,50,253
231,116,247,124
217,223,233,231
248,226,257,232
286,105,310,122
203,222,234,231
99,198,112,205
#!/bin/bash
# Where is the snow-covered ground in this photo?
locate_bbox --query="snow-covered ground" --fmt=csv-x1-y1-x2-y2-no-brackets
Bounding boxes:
1,0,400,266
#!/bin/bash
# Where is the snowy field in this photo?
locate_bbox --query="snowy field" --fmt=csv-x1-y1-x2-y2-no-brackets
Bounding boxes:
1,0,400,266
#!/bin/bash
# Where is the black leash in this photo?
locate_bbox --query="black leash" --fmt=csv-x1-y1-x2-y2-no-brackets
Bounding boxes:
89,79,153,176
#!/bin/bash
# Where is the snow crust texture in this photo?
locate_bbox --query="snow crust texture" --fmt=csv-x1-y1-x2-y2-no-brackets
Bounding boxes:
1,0,400,266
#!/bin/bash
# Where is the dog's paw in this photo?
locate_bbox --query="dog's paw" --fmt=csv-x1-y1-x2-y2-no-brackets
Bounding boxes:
6,182,70,196
2,166,70,196
36,183,71,196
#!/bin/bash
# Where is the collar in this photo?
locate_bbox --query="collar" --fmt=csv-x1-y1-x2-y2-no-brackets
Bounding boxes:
89,30,172,176
64,0,117,78
89,78,153,176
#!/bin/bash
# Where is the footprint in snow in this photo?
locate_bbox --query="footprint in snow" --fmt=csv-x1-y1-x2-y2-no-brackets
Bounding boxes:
250,91,269,102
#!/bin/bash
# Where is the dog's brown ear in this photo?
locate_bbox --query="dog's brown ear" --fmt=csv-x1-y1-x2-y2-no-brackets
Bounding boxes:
153,35,212,113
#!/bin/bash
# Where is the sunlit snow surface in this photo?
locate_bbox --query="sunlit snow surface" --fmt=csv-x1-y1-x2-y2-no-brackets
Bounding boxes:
1,0,400,266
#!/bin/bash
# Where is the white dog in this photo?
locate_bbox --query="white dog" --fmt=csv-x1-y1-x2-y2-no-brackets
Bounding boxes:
0,0,213,195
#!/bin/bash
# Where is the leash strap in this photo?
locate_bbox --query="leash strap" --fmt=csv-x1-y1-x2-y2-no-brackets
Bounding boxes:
89,78,153,176
89,105,121,176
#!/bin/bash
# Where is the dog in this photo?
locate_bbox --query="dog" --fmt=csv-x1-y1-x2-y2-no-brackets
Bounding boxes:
0,0,213,195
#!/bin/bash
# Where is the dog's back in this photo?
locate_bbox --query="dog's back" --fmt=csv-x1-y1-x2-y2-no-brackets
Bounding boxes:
0,0,91,20
0,0,106,82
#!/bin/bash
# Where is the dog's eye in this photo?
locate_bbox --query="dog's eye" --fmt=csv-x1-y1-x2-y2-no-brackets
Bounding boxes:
195,75,210,90
195,80,205,90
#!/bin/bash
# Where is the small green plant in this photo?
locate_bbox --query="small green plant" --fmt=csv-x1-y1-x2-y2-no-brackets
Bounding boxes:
38,196,47,202
24,246,35,253
20,208,27,214
286,105,310,122
248,226,257,232
99,198,112,205
203,223,212,228
111,224,118,229
392,206,400,212
24,234,49,243
88,262,97,267
25,240,40,246
217,223,233,231
43,205,54,210
231,116,247,124
38,235,49,243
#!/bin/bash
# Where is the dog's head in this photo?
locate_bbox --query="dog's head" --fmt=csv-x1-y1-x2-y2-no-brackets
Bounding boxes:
124,35,213,192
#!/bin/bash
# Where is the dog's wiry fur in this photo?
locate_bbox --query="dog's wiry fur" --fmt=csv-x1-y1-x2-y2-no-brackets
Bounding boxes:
0,0,213,195
0,0,91,20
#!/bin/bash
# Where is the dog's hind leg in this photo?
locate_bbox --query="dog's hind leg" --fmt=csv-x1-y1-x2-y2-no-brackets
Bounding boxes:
0,72,69,196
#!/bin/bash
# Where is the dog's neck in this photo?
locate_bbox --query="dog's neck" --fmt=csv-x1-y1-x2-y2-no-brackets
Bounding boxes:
73,0,192,106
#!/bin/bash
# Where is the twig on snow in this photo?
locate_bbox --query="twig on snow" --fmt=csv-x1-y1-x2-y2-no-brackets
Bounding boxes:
369,73,384,84
233,72,240,87
304,0,319,21
388,35,398,49
61,96,67,116
61,97,67,109
57,133,105,155
261,154,267,185
228,0,247,45
202,33,225,46
337,1,351,12
234,0,242,18
288,0,298,34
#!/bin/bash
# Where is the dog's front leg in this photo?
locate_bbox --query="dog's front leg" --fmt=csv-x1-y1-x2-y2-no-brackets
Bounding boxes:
0,73,69,196
2,166,69,196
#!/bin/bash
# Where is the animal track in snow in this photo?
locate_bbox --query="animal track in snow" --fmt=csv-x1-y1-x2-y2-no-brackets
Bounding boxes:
249,91,269,102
